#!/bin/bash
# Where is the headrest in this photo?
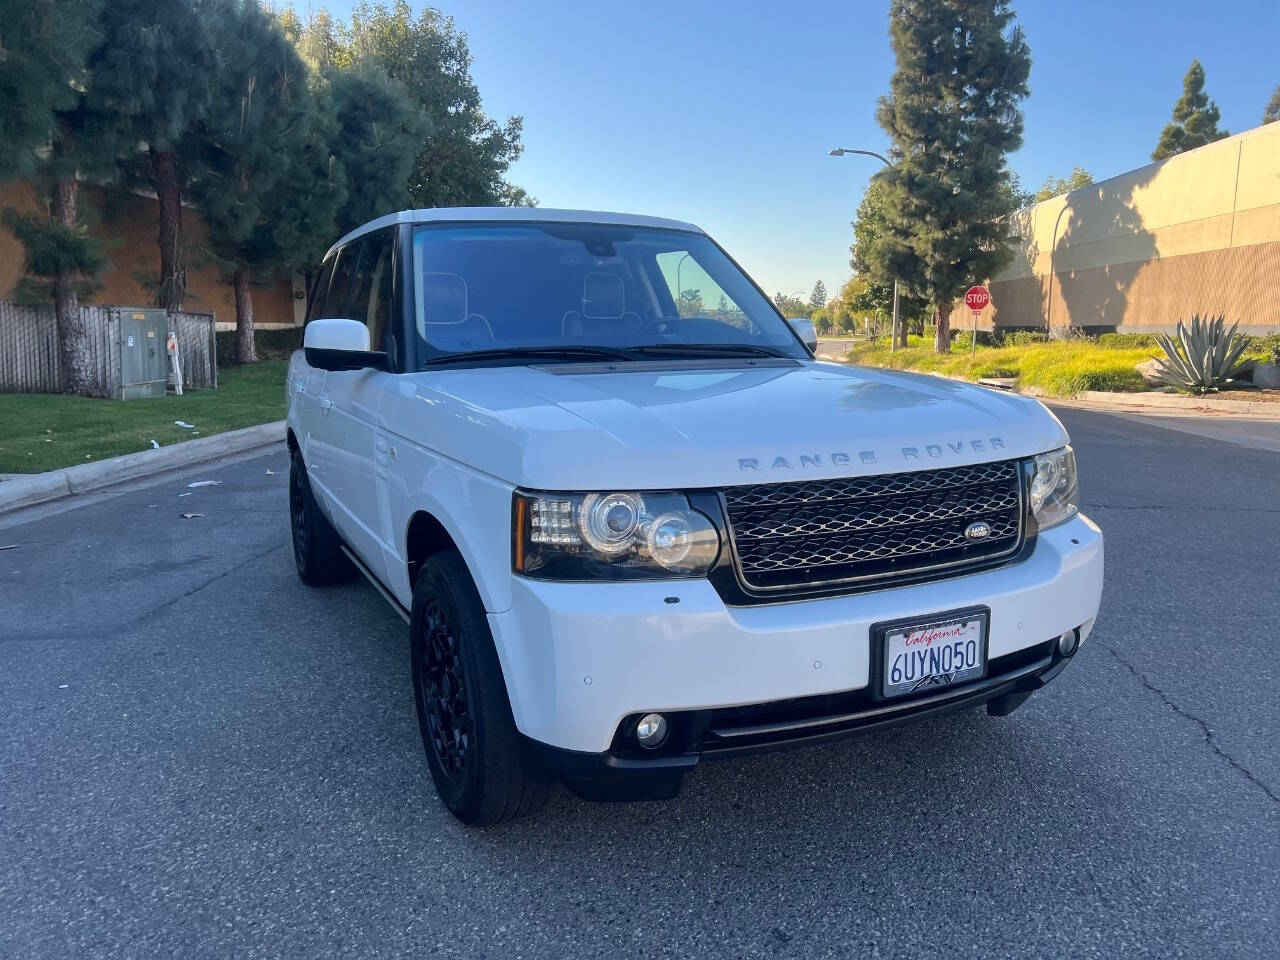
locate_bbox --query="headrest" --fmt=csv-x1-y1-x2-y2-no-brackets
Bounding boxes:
582,273,624,319
422,272,467,325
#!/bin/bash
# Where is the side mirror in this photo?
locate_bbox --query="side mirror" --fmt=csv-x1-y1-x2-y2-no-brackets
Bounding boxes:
303,317,390,372
787,317,818,354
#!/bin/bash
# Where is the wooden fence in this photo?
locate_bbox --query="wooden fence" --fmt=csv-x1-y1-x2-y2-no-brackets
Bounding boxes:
0,302,217,396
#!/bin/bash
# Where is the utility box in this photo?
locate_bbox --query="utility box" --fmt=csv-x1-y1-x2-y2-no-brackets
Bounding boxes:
115,308,169,400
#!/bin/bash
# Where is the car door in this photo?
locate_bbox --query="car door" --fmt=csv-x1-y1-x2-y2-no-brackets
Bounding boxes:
320,228,397,579
302,243,359,514
291,254,337,507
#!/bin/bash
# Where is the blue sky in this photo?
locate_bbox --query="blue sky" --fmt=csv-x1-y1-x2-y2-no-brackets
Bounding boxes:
327,0,1279,299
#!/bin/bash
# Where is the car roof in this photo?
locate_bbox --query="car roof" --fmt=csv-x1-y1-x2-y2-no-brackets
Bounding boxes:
325,207,707,260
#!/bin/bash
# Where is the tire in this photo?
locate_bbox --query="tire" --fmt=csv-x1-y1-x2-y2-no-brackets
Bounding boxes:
410,550,560,825
289,446,355,586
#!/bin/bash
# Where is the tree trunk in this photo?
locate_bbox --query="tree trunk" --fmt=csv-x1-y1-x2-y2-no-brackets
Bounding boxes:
51,179,94,395
233,268,257,364
934,303,952,354
150,148,186,312
896,314,908,348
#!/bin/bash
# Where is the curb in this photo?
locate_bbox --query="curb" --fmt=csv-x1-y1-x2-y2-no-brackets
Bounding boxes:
1074,390,1280,416
0,420,286,515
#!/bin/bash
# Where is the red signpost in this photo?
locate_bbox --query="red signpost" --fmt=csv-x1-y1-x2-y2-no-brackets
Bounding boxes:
964,285,991,355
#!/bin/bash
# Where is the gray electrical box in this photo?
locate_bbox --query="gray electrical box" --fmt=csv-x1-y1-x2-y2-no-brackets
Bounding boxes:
115,308,169,400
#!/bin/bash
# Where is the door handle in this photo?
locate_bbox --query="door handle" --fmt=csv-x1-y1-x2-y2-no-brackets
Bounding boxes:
319,395,333,412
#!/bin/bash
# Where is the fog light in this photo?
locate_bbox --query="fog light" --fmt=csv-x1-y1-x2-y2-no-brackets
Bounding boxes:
1058,629,1079,657
635,713,668,749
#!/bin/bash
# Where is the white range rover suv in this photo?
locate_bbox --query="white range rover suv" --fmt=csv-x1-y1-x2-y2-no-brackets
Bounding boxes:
287,207,1103,825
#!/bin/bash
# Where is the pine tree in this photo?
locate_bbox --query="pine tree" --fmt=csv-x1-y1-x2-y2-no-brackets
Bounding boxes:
85,0,221,311
1153,60,1228,161
0,0,109,394
1264,85,1280,125
190,0,343,364
337,1,527,207
317,61,432,237
809,280,828,310
874,0,1031,353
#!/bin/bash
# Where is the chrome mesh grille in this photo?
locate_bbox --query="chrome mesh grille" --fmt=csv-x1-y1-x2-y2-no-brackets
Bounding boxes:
724,459,1025,592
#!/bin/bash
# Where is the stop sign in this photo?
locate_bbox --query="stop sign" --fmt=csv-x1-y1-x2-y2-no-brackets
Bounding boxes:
964,285,991,311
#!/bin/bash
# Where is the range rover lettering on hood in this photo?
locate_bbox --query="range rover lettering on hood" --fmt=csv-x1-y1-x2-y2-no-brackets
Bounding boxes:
739,437,1007,472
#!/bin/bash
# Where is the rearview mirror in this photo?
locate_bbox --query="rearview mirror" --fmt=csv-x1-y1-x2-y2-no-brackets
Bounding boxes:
303,317,390,372
787,317,818,354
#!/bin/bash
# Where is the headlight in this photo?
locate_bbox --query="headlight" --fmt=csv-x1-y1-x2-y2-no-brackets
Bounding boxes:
513,490,720,579
1030,446,1078,530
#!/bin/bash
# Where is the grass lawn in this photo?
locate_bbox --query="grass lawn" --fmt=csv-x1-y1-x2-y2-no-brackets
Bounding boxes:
844,336,1159,397
0,360,287,474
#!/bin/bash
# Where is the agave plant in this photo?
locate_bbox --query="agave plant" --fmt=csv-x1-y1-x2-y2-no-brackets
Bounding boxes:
1150,314,1249,394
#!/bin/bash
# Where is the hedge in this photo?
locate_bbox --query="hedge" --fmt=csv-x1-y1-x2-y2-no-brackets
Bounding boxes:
216,327,304,367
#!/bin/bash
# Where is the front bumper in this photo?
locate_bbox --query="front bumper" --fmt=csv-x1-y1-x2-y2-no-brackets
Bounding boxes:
488,512,1103,758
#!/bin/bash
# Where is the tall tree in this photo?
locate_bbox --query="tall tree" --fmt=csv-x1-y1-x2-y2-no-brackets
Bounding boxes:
191,0,343,363
772,292,811,318
85,0,220,311
0,0,108,394
1033,166,1093,202
1153,60,1228,161
874,0,1031,353
316,61,432,236
851,177,927,342
320,1,528,207
1264,84,1280,125
809,280,828,310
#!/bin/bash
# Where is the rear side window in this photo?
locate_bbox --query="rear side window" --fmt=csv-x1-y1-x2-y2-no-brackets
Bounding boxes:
318,244,359,319
346,228,396,349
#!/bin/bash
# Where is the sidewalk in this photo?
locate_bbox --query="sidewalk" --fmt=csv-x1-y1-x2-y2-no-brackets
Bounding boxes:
817,340,1280,421
0,420,285,515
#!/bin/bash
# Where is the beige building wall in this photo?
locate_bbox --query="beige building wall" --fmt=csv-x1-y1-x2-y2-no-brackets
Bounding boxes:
951,121,1280,334
0,181,298,330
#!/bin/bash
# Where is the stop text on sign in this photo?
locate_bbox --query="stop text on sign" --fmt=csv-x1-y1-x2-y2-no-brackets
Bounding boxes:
965,285,991,311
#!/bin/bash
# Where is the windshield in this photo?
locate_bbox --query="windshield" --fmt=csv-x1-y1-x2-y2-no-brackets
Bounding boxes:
410,223,808,363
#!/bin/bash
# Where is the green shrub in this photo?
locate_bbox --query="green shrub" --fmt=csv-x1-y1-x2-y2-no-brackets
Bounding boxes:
951,330,999,350
1097,332,1159,349
216,327,304,366
998,329,1049,346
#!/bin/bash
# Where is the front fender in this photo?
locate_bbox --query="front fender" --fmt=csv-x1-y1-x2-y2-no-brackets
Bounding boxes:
383,438,515,614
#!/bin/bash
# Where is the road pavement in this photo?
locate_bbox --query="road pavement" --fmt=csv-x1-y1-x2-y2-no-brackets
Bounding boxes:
2,407,1278,959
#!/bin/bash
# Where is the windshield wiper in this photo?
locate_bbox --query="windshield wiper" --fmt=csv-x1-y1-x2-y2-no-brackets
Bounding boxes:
423,345,637,367
625,343,792,359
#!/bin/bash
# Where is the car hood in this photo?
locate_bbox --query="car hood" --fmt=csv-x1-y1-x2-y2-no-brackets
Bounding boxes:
382,359,1069,490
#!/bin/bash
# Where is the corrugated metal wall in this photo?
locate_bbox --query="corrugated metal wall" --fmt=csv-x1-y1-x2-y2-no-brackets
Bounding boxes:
950,121,1280,334
0,302,217,395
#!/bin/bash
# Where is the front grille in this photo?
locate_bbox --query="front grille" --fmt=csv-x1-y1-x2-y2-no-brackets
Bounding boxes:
723,458,1025,593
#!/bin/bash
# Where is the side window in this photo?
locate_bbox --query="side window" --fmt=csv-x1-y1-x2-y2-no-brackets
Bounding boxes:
305,255,336,325
319,243,359,319
346,228,395,350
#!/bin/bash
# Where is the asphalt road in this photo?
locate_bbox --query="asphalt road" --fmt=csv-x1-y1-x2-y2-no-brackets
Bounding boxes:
2,406,1278,959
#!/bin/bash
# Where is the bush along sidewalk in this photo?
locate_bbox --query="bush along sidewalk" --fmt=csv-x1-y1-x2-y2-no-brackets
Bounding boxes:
844,327,1280,398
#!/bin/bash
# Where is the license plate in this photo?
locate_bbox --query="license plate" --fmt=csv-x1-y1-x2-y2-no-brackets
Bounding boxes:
880,611,987,699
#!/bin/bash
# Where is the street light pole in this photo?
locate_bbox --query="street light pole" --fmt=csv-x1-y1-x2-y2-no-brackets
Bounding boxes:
829,147,902,353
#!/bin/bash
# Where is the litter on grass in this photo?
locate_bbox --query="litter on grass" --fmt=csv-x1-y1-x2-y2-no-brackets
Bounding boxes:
150,440,160,449
174,421,195,429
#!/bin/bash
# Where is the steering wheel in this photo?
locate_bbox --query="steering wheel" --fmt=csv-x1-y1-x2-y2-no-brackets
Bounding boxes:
636,317,678,336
